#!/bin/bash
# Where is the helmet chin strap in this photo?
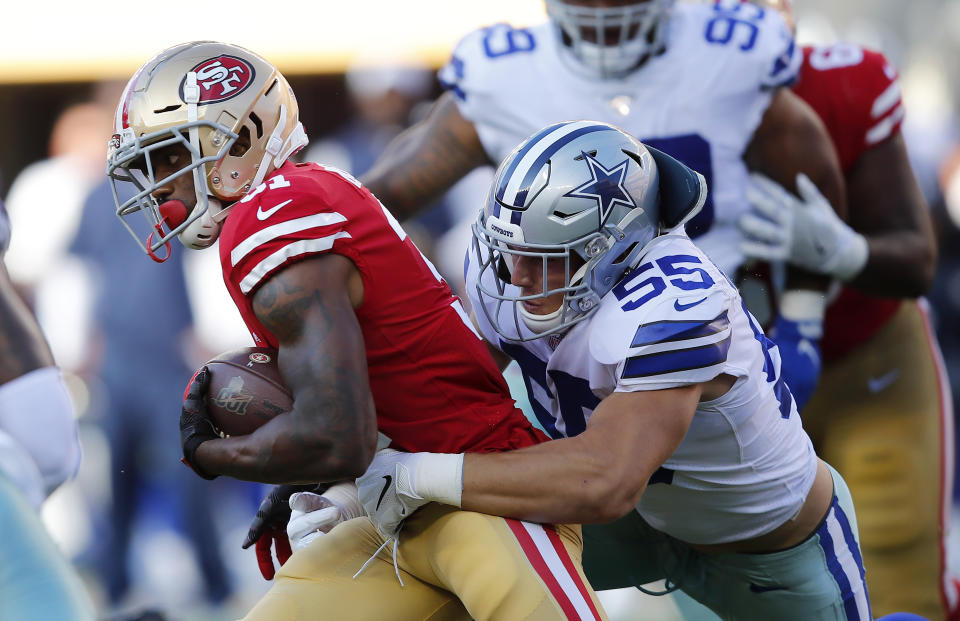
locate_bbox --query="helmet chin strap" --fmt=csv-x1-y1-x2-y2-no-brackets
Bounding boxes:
179,198,223,249
518,304,564,334
249,104,308,191
518,256,595,334
183,71,210,219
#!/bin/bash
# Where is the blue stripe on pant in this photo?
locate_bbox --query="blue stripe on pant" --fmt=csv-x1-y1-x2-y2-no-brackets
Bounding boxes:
817,491,872,621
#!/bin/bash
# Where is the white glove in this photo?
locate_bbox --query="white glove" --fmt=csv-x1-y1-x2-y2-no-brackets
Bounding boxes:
738,172,868,281
355,449,463,537
286,481,364,551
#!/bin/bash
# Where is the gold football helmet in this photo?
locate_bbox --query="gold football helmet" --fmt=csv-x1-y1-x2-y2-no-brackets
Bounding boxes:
107,41,308,260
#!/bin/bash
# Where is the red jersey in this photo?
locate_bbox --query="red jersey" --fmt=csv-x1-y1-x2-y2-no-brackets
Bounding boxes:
793,44,905,362
218,161,547,454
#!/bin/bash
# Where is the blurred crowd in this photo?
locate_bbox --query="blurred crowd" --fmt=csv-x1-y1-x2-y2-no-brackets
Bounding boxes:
0,2,958,620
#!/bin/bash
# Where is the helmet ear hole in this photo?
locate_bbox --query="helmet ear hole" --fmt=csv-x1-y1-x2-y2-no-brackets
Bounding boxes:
610,242,639,266
230,126,252,157
248,112,263,139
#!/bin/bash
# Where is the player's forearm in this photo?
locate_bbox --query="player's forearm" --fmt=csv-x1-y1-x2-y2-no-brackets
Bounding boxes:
842,134,937,297
848,232,936,296
196,407,376,484
460,435,643,524
361,93,489,220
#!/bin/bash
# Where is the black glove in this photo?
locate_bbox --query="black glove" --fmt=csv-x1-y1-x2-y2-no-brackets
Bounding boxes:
179,367,219,480
242,482,328,580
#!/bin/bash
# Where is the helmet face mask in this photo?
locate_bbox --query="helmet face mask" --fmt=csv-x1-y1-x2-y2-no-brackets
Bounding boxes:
545,0,675,78
108,121,234,258
106,41,309,260
472,121,661,342
473,220,600,338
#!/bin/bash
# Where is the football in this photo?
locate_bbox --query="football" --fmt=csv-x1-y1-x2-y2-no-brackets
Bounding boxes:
202,347,292,437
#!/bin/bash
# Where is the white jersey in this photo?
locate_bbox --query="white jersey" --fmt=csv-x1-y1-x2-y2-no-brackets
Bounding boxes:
440,2,800,276
465,230,818,545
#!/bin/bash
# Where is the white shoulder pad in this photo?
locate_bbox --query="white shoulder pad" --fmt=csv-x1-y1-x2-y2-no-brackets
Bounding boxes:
588,234,736,390
671,2,801,91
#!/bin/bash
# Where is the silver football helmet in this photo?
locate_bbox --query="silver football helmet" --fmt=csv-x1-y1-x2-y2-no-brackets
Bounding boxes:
545,0,675,78
106,41,308,262
472,120,706,342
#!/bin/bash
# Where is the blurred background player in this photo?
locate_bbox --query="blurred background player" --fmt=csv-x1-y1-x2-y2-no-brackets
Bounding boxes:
0,197,94,620
735,1,955,618
107,40,608,620
360,0,846,414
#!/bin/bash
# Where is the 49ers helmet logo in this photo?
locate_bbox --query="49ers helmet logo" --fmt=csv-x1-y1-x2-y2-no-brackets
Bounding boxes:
179,55,256,105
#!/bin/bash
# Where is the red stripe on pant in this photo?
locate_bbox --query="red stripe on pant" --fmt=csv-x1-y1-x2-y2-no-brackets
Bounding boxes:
917,298,958,618
506,519,587,620
543,524,603,620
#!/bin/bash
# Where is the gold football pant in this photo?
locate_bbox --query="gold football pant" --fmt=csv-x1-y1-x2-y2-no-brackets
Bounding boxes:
802,299,956,620
241,503,608,621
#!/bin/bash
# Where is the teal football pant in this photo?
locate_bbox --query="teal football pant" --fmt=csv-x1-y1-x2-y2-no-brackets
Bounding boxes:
0,473,95,620
582,465,871,621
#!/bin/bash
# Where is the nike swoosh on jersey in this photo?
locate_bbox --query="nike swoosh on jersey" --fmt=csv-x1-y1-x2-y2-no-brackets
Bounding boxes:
674,297,708,312
376,474,392,512
867,368,900,393
257,199,293,220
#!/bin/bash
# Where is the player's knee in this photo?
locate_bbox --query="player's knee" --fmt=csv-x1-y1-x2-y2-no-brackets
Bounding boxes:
470,569,554,621
839,444,924,548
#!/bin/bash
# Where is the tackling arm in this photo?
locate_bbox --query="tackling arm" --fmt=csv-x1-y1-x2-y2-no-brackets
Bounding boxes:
844,132,936,296
459,385,700,524
194,254,378,483
360,92,491,220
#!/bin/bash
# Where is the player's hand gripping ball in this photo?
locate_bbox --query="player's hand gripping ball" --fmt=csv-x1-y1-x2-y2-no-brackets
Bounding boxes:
203,347,292,436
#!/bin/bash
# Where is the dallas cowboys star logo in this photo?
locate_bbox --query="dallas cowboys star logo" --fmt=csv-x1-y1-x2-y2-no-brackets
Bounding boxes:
563,152,636,221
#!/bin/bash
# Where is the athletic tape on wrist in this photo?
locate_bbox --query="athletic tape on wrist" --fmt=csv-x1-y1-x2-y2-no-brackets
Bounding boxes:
416,453,464,507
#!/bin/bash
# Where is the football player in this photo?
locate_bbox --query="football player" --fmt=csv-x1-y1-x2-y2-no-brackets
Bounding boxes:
0,199,93,619
359,121,872,620
738,1,955,618
107,41,608,620
361,0,847,410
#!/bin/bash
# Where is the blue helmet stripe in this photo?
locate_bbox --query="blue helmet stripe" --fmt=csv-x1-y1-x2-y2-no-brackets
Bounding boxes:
513,124,614,208
496,122,616,208
495,122,569,203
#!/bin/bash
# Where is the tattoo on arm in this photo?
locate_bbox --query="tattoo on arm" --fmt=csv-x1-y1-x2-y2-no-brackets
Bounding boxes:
361,93,491,220
245,256,376,481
